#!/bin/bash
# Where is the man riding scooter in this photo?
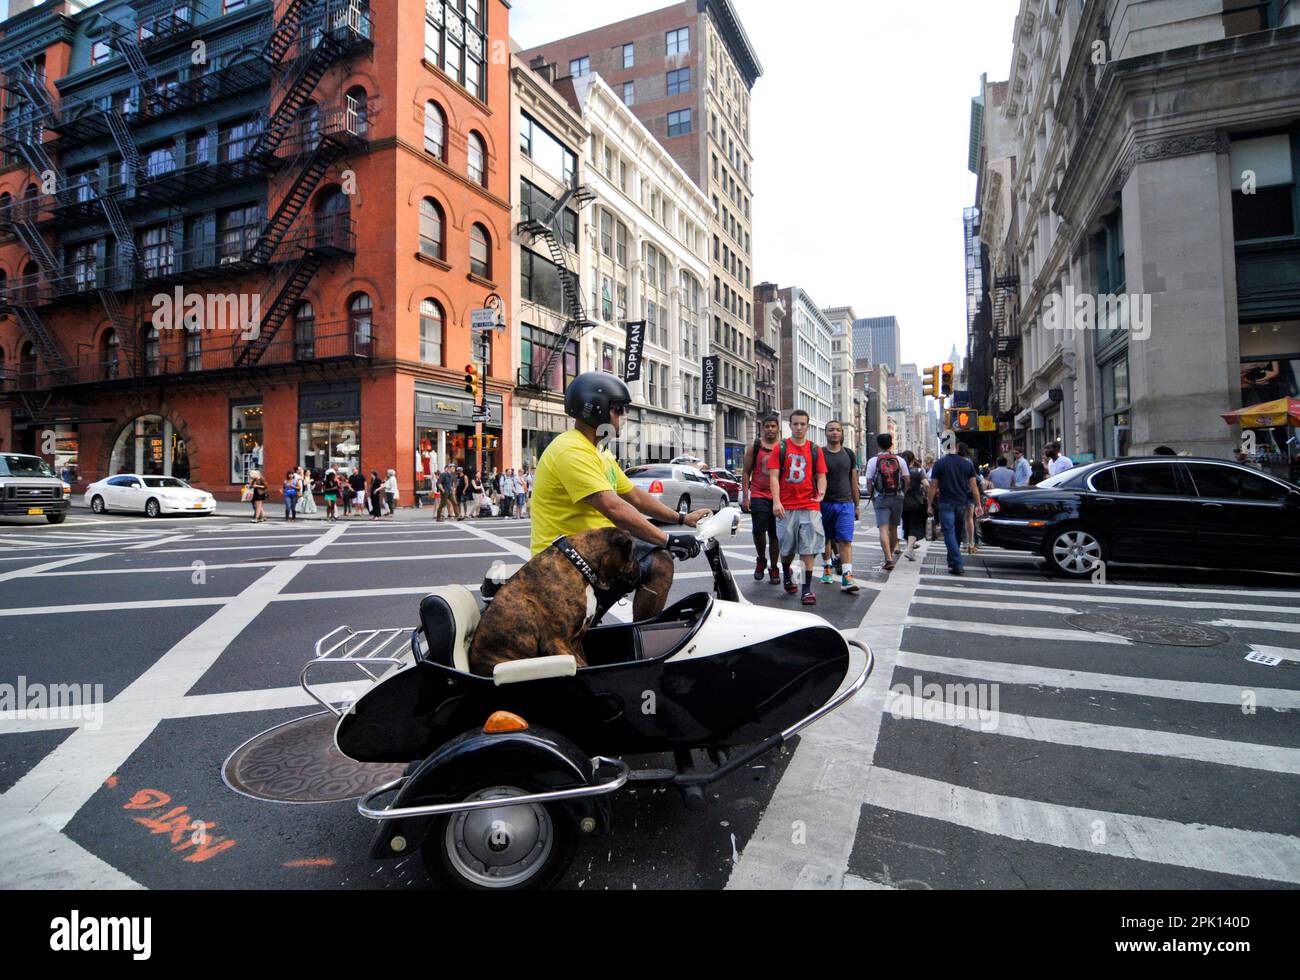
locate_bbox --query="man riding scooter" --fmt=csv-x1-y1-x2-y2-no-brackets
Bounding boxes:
530,372,714,621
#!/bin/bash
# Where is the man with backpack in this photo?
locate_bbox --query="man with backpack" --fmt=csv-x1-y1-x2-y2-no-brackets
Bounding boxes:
863,433,910,571
819,420,861,594
769,409,828,605
741,413,783,584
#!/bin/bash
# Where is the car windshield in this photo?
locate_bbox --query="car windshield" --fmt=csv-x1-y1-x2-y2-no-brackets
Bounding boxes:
143,477,190,489
0,455,56,479
627,467,676,479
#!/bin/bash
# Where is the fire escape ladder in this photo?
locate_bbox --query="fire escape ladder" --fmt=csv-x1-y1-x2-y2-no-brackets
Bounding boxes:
104,107,143,178
98,286,140,375
236,249,325,366
250,140,340,264
9,304,72,381
5,58,55,122
110,24,157,89
99,195,138,282
251,41,334,162
16,139,57,184
264,0,323,67
13,218,58,277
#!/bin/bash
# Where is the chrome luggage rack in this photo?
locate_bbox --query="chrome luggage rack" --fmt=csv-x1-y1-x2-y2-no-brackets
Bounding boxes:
302,625,413,717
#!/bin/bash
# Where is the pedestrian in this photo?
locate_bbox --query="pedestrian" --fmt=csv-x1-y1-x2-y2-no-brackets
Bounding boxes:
349,468,367,517
1012,448,1033,488
900,450,927,562
818,420,861,593
927,442,982,576
742,413,783,584
515,467,529,519
368,470,384,521
435,466,455,522
248,469,267,523
469,472,485,516
989,456,1015,490
384,468,399,517
497,468,513,519
456,467,469,520
769,409,828,606
337,466,352,517
863,432,909,571
965,462,988,555
323,465,340,519
1045,442,1074,476
1233,449,1261,469
298,467,317,515
282,469,301,521
489,468,501,513
1029,460,1047,486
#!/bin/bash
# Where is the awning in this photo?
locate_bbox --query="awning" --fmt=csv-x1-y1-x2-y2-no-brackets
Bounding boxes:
1221,398,1300,428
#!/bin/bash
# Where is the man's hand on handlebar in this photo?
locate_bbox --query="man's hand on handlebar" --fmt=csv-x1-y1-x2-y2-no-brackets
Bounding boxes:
684,508,712,527
665,532,702,561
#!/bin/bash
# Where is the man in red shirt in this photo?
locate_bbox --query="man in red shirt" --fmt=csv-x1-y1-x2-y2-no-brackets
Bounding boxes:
742,412,782,584
770,409,829,605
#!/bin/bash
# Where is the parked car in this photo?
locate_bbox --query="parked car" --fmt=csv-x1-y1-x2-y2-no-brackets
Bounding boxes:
0,453,71,524
703,468,741,503
84,474,216,518
670,455,706,469
979,457,1300,578
626,464,730,515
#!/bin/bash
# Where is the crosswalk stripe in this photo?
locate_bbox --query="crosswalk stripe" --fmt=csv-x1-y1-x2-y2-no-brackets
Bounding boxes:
863,767,1300,884
1209,619,1300,634
919,583,1300,615
886,694,1300,774
905,616,1131,645
895,650,1300,709
920,574,1300,599
911,595,1080,615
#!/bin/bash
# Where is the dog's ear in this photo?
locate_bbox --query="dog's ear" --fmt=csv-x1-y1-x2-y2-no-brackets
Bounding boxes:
608,529,637,576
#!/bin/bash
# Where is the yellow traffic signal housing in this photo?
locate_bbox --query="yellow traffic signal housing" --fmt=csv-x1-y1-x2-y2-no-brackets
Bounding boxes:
464,364,481,399
923,365,941,398
941,362,955,397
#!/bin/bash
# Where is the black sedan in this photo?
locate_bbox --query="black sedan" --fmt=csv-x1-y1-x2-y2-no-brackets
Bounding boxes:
978,457,1300,578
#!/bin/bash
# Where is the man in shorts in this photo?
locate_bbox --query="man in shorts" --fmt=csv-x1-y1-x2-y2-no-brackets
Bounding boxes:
742,413,782,584
863,433,909,571
818,421,861,593
770,409,828,606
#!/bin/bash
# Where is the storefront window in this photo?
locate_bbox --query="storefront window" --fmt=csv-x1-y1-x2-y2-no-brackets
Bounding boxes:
111,415,167,476
299,420,360,476
231,402,263,484
1100,355,1131,459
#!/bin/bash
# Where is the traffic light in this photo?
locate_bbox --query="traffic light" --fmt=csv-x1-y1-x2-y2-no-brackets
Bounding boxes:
923,365,941,399
464,364,480,399
941,362,955,398
947,408,976,432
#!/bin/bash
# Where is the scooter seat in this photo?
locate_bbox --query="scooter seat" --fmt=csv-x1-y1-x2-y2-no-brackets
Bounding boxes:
418,586,480,673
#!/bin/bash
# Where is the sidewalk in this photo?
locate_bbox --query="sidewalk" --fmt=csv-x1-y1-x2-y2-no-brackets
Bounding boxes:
70,499,516,524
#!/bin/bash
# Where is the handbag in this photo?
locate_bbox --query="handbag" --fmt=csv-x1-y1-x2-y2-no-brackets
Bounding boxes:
240,486,253,503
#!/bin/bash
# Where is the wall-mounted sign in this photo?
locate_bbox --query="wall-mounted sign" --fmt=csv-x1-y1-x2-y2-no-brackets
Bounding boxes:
624,321,646,382
702,355,720,405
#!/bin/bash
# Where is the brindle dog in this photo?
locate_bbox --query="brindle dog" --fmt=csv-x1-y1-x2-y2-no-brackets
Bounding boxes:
468,527,643,677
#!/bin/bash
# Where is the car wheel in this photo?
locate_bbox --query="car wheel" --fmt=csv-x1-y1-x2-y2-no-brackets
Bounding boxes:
90,495,106,515
720,492,731,511
677,495,690,515
1044,526,1107,578
145,498,161,519
46,512,67,525
421,784,577,891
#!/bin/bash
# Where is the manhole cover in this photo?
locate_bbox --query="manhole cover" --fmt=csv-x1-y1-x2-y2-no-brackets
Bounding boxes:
223,712,406,804
1065,613,1230,647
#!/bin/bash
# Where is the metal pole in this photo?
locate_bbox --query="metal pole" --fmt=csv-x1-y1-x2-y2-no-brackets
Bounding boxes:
477,334,487,480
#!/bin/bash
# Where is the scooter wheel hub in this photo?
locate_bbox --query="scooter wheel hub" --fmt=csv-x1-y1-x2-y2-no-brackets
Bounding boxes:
447,787,553,888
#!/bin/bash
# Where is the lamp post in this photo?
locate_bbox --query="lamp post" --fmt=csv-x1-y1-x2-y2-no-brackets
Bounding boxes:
474,293,507,479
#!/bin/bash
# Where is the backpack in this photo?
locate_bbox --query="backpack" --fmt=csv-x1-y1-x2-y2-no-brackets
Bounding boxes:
873,453,903,496
776,439,823,483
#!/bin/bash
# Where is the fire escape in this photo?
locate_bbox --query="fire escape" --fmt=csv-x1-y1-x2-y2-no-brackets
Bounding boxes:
516,177,597,390
992,274,1021,422
235,0,372,367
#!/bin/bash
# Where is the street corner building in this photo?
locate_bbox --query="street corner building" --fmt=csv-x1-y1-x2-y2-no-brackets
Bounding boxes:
0,0,515,501
963,0,1300,482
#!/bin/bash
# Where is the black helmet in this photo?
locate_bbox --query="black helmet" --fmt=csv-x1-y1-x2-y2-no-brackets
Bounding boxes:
565,372,632,427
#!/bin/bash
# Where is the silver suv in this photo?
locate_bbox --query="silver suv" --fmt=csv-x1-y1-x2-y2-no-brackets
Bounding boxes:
0,454,72,524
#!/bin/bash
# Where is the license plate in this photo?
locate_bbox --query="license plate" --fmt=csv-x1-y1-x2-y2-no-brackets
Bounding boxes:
191,504,205,509
27,507,44,515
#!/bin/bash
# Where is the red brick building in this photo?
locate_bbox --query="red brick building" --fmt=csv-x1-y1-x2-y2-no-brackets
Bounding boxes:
0,0,513,503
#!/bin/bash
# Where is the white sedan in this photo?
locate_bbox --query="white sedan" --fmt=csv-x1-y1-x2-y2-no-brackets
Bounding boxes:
84,475,216,517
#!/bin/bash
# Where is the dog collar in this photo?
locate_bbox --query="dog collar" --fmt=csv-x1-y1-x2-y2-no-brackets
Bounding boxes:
552,537,603,590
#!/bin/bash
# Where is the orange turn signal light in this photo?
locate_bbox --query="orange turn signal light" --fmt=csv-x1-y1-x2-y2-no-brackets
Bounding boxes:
1028,521,1047,528
484,711,529,734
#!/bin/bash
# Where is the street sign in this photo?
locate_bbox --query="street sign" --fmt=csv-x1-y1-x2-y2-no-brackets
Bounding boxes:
702,355,720,405
471,309,499,332
472,408,492,424
979,415,996,432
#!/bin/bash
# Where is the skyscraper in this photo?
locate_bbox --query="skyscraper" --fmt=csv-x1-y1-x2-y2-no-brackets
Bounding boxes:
855,316,902,374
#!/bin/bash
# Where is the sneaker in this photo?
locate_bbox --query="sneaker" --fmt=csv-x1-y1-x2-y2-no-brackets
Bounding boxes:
754,558,767,582
801,589,817,606
841,574,860,594
820,566,835,585
883,559,896,572
769,568,781,584
904,547,917,562
783,567,797,595
949,566,964,576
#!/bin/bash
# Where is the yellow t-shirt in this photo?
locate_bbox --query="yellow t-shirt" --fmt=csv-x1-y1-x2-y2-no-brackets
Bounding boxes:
530,429,634,556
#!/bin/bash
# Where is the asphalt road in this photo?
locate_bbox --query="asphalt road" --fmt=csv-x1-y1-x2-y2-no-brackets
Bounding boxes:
1,506,1297,890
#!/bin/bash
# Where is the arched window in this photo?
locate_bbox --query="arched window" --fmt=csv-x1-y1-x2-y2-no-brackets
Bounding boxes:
423,101,446,160
349,292,373,353
467,131,486,185
419,197,444,260
294,301,315,360
0,344,6,392
100,328,120,380
419,298,443,365
18,340,36,389
346,86,368,137
469,223,490,279
22,260,38,304
141,325,160,376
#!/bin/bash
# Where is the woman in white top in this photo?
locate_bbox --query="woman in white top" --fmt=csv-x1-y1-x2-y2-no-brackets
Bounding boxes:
383,469,399,517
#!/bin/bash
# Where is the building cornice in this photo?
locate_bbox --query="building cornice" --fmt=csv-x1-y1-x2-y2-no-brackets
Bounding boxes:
699,0,763,88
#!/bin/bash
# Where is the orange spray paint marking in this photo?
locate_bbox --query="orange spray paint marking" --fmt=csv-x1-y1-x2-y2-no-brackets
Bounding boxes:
122,788,237,863
123,788,171,810
104,775,118,789
283,858,335,868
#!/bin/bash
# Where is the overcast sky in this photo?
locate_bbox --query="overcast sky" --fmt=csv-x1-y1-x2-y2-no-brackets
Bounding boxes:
511,0,1024,371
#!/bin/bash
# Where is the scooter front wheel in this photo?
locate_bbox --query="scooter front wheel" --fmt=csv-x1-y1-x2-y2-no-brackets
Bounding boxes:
422,784,577,890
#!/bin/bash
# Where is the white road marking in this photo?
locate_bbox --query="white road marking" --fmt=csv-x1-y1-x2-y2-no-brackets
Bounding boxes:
910,595,1081,616
0,597,228,617
921,574,1300,599
888,694,1300,774
0,553,107,583
862,767,1300,885
27,550,515,577
905,616,1132,645
895,651,1300,710
291,522,348,558
1209,618,1300,634
124,535,191,551
0,796,142,889
919,583,1300,615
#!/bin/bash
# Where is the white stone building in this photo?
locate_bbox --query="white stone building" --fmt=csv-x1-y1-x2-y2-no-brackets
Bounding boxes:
822,306,859,451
